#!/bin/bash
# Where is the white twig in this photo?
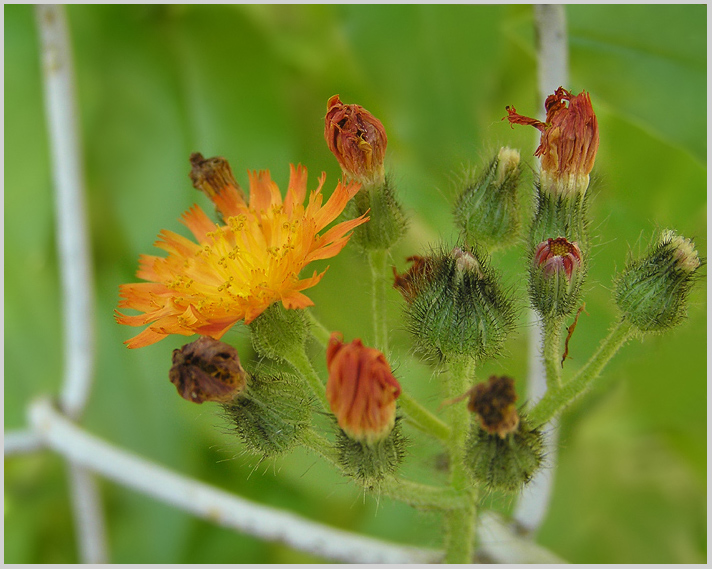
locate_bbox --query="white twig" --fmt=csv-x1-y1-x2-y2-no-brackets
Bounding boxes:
28,397,440,564
36,4,95,420
67,462,109,563
36,5,106,563
515,4,569,536
478,511,566,563
4,429,45,456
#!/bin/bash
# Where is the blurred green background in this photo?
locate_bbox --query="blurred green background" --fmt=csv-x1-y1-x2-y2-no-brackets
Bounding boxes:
5,4,706,563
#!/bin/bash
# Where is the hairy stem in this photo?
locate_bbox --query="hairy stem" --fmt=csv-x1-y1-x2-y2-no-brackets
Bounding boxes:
444,356,477,563
306,309,332,347
543,316,565,389
283,347,330,411
368,248,390,352
528,319,635,426
397,392,451,442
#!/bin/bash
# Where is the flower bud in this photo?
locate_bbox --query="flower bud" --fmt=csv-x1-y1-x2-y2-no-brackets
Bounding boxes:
249,302,309,362
614,230,702,332
453,147,522,250
464,378,543,494
221,367,313,457
169,336,247,403
326,332,401,444
529,237,585,319
395,246,516,362
324,94,387,188
467,375,520,438
505,87,599,197
346,176,408,251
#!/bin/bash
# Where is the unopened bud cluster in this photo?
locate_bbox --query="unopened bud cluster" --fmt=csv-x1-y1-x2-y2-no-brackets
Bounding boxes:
506,87,599,318
614,230,701,332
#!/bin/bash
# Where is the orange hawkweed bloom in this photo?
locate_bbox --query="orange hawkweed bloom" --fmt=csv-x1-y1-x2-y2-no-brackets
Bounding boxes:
116,163,367,348
326,332,401,444
505,87,599,195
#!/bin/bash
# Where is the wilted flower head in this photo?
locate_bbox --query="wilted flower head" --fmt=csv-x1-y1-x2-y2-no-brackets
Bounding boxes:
392,255,434,303
116,156,367,348
468,375,520,438
326,332,401,444
324,94,387,188
506,87,599,195
169,336,247,404
534,237,583,280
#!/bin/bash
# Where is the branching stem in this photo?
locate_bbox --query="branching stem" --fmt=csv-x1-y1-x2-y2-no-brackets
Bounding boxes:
528,319,635,426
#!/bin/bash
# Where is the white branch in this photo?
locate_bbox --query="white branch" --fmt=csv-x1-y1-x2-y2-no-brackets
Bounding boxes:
67,462,109,563
28,397,440,564
478,511,566,564
515,4,569,537
36,5,106,563
4,429,45,456
36,4,95,420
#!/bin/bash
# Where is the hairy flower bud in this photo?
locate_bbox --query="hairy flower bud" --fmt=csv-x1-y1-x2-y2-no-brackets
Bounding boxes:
467,375,520,438
453,147,522,250
325,94,387,188
465,408,543,494
249,302,309,362
614,230,702,332
326,333,405,486
221,367,313,457
169,336,247,403
326,332,401,444
506,87,598,197
395,246,516,361
530,237,585,319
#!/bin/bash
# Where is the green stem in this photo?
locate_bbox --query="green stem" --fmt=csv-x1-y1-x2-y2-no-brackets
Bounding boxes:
379,478,463,511
305,309,332,347
368,248,390,352
398,392,451,443
444,356,477,563
299,428,340,466
283,346,330,411
543,316,565,389
528,319,635,426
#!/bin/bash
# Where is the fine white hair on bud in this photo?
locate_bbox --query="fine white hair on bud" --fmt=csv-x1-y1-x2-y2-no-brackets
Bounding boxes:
394,244,517,362
614,230,702,333
453,147,522,251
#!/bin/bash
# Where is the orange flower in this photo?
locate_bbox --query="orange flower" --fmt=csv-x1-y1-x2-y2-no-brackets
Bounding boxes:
116,161,367,348
326,332,401,444
505,87,599,195
324,94,387,188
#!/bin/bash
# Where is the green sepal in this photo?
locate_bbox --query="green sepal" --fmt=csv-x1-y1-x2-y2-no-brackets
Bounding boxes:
403,245,516,362
454,148,522,251
614,230,702,333
221,368,313,457
249,303,309,362
347,176,408,251
464,413,543,494
335,418,406,489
